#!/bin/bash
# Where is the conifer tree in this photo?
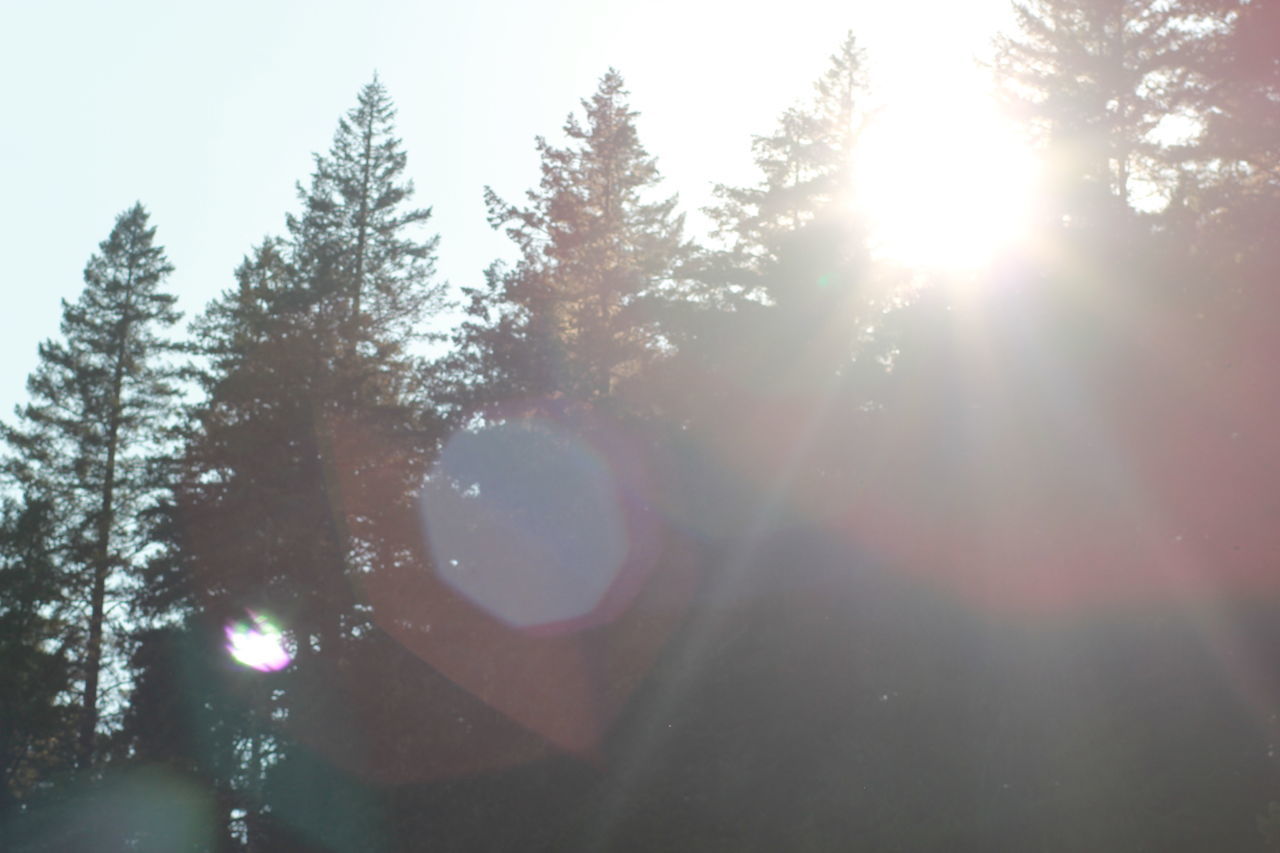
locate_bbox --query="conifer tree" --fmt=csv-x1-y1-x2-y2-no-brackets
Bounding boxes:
452,69,687,410
289,75,441,365
2,204,181,770
131,79,445,846
993,0,1208,221
0,496,72,814
651,34,878,547
707,32,869,298
1197,0,1280,176
171,78,442,659
1177,0,1280,248
697,32,874,381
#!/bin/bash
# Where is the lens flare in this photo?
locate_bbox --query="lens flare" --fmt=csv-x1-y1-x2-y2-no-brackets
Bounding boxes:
225,611,291,672
420,416,630,633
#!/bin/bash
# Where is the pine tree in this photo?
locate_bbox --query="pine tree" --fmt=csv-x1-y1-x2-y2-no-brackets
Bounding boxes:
648,34,878,550
697,32,874,384
707,32,869,297
289,75,442,366
993,0,1209,221
451,69,687,411
1175,0,1280,248
2,203,181,769
131,79,444,846
169,77,442,662
1198,0,1280,175
0,496,73,816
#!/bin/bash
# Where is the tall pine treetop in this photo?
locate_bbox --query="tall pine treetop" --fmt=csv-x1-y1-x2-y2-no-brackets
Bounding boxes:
171,78,446,668
457,68,687,406
5,202,181,497
707,32,870,288
288,76,442,352
487,68,682,274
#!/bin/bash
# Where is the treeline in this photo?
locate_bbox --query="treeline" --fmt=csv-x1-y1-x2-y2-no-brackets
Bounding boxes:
2,0,1280,849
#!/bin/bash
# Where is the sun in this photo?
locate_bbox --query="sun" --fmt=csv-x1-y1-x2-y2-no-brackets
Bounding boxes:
854,87,1039,272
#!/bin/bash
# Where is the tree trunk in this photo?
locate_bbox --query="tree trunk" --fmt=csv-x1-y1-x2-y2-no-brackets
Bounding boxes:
75,274,134,769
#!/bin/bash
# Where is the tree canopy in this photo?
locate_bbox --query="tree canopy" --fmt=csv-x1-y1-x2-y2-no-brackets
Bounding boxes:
4,14,1280,850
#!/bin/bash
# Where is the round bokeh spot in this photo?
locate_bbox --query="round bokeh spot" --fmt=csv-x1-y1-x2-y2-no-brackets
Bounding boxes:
420,417,629,632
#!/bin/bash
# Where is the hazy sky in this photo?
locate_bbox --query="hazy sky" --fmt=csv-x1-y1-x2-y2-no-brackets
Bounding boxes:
0,0,1015,421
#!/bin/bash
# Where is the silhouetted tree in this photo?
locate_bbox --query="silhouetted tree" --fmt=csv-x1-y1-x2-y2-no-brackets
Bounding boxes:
673,32,877,415
170,77,443,652
706,32,869,303
144,79,443,846
2,204,181,769
0,497,73,822
994,0,1211,223
450,69,688,413
1198,0,1280,173
1171,0,1280,254
652,33,877,537
289,75,442,365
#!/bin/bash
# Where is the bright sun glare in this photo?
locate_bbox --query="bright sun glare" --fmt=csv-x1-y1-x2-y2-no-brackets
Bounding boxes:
856,97,1039,272
850,2,1039,273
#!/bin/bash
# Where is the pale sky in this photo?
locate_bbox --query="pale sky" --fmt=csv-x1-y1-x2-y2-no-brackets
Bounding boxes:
0,0,1016,422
